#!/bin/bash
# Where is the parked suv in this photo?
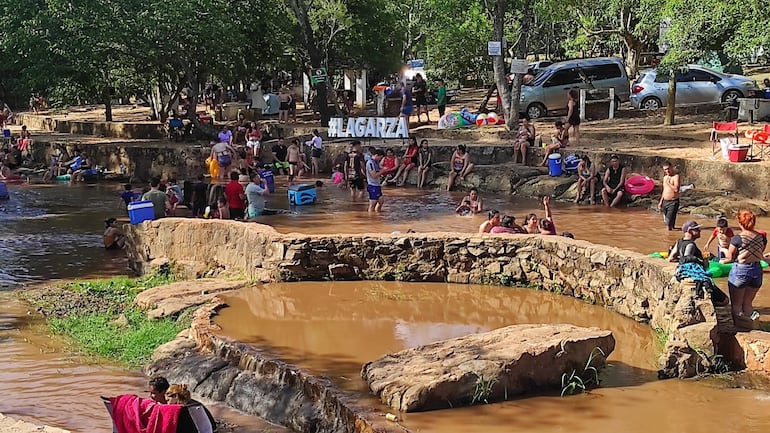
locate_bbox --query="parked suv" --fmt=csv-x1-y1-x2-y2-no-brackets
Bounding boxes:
520,57,630,119
630,65,758,110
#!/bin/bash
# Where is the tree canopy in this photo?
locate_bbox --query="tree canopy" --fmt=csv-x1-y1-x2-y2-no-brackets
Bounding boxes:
0,0,764,122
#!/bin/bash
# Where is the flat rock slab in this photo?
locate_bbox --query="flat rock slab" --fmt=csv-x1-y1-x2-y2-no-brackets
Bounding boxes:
0,413,70,433
361,324,615,412
134,279,248,320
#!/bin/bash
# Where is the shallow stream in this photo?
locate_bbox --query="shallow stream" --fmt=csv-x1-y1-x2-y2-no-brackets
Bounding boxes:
0,181,769,432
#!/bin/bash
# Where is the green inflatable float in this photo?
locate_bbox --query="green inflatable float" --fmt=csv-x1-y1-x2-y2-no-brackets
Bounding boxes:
648,251,768,278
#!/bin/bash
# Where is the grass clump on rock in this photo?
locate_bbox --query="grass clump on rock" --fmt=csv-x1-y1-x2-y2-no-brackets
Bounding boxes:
20,271,187,368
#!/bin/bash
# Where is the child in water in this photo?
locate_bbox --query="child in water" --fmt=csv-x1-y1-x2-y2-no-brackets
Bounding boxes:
704,217,734,259
455,199,472,216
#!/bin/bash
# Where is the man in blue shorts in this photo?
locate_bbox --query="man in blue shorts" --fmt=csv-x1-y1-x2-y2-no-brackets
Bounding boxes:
366,149,384,212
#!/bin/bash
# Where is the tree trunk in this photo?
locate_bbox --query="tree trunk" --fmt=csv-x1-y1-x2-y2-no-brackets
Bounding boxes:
104,71,113,122
491,0,511,129
506,8,532,130
622,35,643,79
664,73,676,126
287,0,333,126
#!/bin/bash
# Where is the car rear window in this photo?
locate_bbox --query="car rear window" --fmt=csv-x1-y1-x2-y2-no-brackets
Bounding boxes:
582,64,623,80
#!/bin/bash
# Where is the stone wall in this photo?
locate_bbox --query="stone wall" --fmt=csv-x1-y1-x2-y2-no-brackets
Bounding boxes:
126,219,724,378
148,302,401,433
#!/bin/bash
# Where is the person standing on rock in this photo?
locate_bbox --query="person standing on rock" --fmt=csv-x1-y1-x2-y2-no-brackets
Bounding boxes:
658,161,681,231
305,129,323,177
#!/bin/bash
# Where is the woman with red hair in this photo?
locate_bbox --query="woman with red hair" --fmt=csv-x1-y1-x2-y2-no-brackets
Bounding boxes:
720,210,767,328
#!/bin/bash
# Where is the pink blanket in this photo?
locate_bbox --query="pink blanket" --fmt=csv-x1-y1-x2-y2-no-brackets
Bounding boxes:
110,394,181,433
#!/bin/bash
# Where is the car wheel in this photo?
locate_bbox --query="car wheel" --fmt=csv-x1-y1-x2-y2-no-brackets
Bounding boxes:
527,103,546,119
640,97,661,111
721,90,743,104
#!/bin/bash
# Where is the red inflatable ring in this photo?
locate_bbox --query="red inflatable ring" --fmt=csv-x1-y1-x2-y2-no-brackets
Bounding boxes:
625,175,655,195
755,132,769,143
745,130,758,139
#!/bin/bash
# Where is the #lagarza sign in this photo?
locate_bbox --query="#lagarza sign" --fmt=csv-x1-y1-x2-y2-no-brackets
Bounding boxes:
328,117,409,138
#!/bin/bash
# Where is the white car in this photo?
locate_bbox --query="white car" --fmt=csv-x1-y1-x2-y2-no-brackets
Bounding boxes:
630,65,758,110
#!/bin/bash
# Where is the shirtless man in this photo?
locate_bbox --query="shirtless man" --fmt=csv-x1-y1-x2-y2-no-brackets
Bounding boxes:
658,161,681,231
478,210,501,233
286,138,305,183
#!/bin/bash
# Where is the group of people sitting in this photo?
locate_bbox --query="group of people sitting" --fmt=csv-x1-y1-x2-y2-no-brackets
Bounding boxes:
41,148,99,182
106,376,216,433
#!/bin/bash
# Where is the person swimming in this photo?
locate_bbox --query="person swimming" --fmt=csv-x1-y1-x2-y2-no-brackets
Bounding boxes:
103,218,126,250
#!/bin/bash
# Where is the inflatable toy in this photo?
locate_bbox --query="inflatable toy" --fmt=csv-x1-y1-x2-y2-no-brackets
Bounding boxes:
708,260,769,278
649,251,669,259
459,108,477,126
487,112,498,125
438,113,462,130
205,156,220,179
625,175,655,195
476,113,487,126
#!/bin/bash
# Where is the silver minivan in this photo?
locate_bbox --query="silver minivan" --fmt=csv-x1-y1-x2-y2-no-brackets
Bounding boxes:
520,57,630,119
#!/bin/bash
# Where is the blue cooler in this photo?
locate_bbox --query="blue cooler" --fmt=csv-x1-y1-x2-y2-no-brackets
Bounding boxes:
0,181,8,200
564,154,580,174
548,153,563,176
127,200,155,224
288,183,317,205
258,169,275,193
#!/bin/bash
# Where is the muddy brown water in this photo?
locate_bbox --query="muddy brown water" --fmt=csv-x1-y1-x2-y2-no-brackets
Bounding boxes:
215,281,770,433
0,181,769,432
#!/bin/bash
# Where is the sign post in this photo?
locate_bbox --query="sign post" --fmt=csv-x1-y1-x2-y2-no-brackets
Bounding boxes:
510,59,529,74
487,41,502,56
310,68,327,85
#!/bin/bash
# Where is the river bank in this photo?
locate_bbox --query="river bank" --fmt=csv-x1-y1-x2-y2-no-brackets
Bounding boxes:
0,413,69,433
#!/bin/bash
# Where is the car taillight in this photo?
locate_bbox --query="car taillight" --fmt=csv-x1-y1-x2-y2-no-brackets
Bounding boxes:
632,85,644,94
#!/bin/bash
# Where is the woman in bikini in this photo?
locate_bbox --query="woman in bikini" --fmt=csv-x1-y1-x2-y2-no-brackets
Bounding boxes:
513,114,535,165
446,144,474,191
566,89,581,146
459,187,483,214
574,154,597,204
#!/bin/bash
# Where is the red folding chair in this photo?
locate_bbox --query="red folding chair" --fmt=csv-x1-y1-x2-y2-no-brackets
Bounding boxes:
710,121,738,156
751,124,770,160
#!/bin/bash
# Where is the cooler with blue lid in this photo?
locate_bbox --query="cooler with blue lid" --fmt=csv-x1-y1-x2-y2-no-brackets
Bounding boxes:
564,154,580,174
288,184,317,205
127,200,155,224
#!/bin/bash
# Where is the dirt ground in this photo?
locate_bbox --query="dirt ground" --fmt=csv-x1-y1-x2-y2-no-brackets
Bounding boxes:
9,88,766,165
0,413,69,433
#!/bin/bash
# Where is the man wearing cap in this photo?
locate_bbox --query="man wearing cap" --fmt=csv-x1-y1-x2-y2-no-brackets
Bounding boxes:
669,220,706,269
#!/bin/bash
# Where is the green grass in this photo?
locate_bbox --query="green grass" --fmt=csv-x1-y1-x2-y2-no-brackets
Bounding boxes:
653,327,669,353
50,308,184,367
26,270,185,368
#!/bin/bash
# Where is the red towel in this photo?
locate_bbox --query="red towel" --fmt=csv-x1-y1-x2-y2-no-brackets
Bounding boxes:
109,394,181,433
